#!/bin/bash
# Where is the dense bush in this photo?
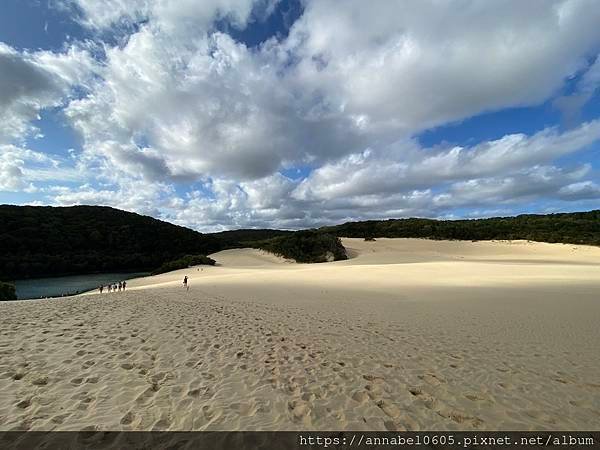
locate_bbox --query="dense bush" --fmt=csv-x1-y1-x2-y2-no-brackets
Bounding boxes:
0,205,220,280
210,229,293,249
152,255,216,275
2,205,598,281
0,282,16,301
251,231,348,263
320,211,600,246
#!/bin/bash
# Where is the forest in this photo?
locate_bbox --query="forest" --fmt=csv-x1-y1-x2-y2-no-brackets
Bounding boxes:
1,205,599,284
0,205,220,281
152,255,216,275
320,210,600,245
248,231,348,263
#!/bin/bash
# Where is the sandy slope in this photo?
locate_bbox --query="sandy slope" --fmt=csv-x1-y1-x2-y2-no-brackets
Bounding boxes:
1,238,599,431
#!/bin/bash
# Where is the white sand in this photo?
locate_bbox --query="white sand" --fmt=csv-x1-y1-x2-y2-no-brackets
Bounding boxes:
1,238,599,431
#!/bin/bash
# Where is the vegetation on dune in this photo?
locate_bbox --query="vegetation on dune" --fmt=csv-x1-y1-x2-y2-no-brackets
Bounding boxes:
2,205,599,281
249,231,348,263
152,255,216,275
0,205,220,280
319,211,600,246
0,282,17,301
209,229,293,249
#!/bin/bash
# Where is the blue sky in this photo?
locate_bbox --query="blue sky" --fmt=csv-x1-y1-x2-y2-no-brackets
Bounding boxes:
1,0,600,231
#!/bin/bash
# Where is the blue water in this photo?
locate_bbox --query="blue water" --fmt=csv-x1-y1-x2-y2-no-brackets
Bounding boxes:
14,272,149,300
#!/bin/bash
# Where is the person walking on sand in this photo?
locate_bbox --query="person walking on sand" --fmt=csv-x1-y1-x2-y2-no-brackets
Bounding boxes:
183,276,189,291
107,284,111,293
99,285,103,294
122,281,127,291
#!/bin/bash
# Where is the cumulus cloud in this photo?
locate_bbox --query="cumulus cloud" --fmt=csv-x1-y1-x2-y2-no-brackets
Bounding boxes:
0,43,97,144
5,0,600,228
0,145,81,192
558,181,600,200
61,0,600,184
293,121,600,202
64,0,275,33
554,56,600,126
284,0,600,133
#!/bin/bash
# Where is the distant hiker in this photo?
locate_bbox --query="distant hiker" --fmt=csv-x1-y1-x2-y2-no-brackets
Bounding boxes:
183,276,188,291
122,281,127,291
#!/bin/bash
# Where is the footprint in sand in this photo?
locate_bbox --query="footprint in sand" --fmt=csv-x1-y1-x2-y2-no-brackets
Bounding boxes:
288,400,311,422
31,375,48,386
120,411,137,426
352,391,369,403
15,398,32,409
376,400,402,418
51,413,70,424
12,372,25,381
136,386,159,406
418,373,446,386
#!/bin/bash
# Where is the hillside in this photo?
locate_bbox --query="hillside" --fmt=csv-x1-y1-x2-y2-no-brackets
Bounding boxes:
209,229,293,249
247,231,348,263
2,205,599,281
0,205,220,280
319,210,600,246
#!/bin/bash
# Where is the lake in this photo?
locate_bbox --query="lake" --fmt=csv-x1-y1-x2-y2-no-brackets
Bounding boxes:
14,272,149,300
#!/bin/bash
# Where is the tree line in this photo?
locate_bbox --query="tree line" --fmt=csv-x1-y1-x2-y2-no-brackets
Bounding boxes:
0,205,220,281
319,210,600,245
1,205,598,297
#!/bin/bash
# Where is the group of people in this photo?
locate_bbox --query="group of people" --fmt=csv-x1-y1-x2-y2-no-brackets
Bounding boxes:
97,276,191,294
98,281,127,294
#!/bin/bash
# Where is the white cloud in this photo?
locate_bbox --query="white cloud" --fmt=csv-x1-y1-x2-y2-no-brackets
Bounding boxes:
6,0,600,228
65,0,272,33
59,0,600,188
293,121,600,202
558,180,600,199
554,55,600,125
284,0,600,134
0,43,98,144
0,145,81,192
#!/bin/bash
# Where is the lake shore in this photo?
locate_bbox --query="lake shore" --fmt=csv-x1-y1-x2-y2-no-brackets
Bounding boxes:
13,272,149,300
1,238,599,430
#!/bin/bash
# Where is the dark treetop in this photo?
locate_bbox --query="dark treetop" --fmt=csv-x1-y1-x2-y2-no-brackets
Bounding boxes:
1,205,599,283
0,205,220,280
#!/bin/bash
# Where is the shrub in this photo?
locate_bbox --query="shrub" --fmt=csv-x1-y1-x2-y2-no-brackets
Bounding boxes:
152,255,216,275
253,231,347,263
319,210,600,246
0,282,17,301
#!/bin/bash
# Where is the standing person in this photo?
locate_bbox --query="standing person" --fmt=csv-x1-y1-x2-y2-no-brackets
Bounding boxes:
99,285,103,294
107,284,111,293
183,276,188,290
122,281,127,291
118,281,122,292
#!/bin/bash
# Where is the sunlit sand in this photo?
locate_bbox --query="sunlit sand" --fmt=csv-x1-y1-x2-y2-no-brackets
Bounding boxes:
1,238,599,431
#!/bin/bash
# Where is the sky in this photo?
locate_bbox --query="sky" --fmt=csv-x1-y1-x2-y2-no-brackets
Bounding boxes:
1,0,600,231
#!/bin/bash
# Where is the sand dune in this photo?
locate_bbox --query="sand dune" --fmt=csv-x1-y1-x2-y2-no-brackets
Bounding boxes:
1,238,599,431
